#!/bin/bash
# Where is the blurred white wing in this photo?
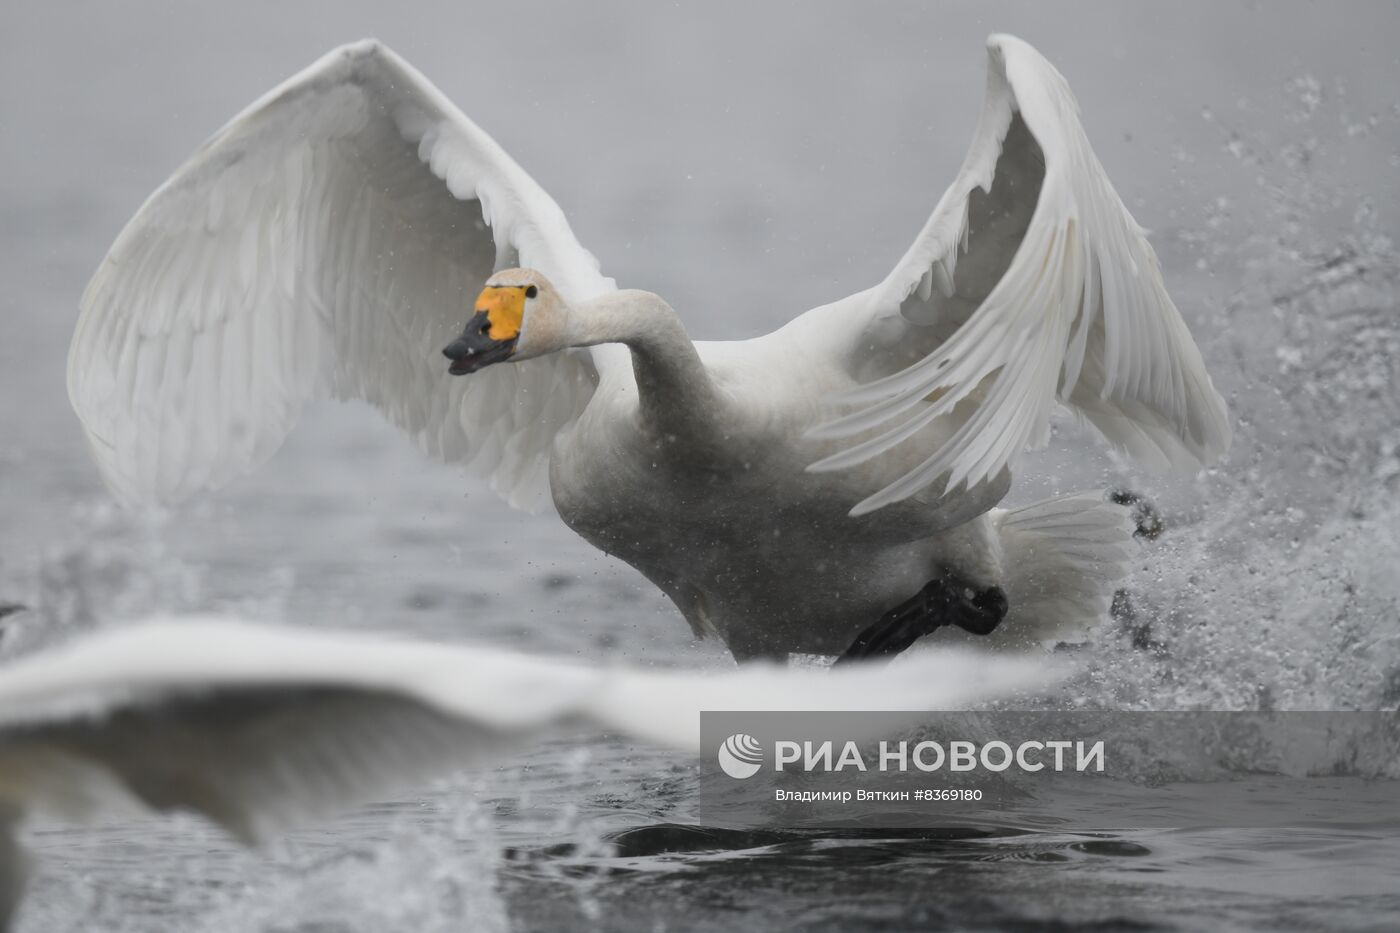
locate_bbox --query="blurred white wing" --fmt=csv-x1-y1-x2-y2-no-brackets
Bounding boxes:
69,41,614,511
0,617,1057,896
810,34,1231,515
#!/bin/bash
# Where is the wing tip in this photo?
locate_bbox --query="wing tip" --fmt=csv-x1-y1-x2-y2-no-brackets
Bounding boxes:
984,34,1064,82
310,39,409,91
334,38,393,62
984,33,1024,57
846,499,881,519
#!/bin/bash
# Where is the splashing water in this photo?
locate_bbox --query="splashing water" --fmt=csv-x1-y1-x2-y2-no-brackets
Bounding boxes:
1072,74,1400,719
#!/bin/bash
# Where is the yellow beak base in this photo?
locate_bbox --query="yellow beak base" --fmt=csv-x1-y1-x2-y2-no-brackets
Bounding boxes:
475,286,528,342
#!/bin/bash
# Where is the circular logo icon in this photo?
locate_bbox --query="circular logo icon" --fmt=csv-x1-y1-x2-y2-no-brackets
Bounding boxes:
717,733,764,779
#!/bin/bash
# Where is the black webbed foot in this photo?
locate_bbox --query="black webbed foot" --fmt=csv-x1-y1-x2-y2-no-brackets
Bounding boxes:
1109,489,1165,540
834,578,1007,666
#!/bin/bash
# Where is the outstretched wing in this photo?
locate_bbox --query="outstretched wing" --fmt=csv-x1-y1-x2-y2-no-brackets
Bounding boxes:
0,618,1059,845
69,41,614,511
809,34,1231,515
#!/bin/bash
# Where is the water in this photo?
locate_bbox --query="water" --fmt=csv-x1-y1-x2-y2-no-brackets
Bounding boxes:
2,1,1399,930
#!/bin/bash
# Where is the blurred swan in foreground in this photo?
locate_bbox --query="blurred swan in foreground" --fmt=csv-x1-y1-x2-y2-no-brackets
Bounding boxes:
0,617,1058,927
68,35,1229,662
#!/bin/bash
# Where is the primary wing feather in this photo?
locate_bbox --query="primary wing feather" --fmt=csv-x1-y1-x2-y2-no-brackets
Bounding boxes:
810,35,1230,515
69,41,613,511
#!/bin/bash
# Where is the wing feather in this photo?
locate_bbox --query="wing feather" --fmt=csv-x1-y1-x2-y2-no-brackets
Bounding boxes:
0,618,1060,845
69,41,614,511
810,35,1230,515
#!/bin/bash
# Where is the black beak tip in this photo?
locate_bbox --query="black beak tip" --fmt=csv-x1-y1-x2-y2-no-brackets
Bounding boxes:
443,317,514,375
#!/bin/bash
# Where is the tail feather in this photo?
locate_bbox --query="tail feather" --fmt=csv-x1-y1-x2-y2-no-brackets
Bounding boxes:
992,492,1136,646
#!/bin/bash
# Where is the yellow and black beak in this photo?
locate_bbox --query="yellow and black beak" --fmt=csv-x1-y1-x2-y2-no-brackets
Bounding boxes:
442,284,532,375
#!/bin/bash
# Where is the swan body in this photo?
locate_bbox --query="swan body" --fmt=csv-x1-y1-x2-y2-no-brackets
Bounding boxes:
68,37,1230,660
545,290,1010,658
0,616,1059,927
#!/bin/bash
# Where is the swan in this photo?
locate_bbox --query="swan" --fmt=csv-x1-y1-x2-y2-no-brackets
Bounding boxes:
67,35,1230,662
0,616,1057,928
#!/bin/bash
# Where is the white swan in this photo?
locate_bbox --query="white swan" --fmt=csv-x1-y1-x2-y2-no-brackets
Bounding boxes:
68,35,1229,661
0,616,1057,927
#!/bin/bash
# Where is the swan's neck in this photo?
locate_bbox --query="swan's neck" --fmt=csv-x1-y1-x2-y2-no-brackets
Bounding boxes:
569,290,722,439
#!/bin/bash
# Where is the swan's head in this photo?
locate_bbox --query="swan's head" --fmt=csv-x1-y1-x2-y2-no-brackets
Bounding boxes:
442,269,567,375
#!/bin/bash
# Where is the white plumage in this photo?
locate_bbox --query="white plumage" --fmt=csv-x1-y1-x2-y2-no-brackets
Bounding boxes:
808,37,1229,513
70,40,611,511
68,35,1229,661
989,493,1139,646
0,617,1058,926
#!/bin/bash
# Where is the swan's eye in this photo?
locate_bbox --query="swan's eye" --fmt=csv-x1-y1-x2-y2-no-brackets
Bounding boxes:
525,285,538,299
